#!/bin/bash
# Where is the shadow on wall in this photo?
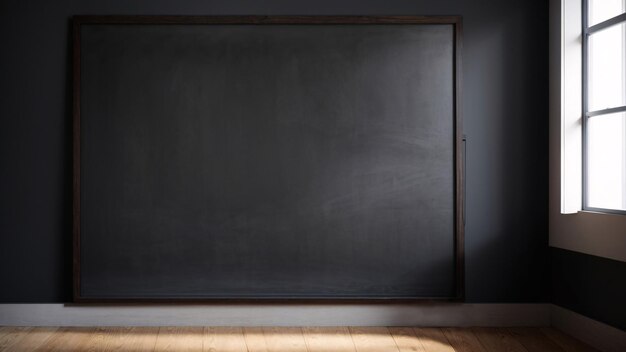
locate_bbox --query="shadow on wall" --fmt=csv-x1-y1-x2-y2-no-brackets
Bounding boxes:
463,8,549,303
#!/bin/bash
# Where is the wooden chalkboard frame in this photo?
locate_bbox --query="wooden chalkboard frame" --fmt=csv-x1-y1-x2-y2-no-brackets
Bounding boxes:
72,15,464,303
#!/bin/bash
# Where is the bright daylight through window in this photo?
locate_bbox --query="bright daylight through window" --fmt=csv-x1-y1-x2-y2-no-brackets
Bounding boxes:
584,0,626,212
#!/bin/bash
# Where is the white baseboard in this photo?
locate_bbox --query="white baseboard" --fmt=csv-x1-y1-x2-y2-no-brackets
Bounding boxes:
550,305,626,352
0,303,549,327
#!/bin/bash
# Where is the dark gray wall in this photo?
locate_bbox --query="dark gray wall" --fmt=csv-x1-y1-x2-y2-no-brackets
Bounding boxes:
0,0,549,303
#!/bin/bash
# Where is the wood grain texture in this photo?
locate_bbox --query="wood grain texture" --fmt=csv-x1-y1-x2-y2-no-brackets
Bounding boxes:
442,328,486,352
262,327,308,352
472,328,527,352
204,327,247,352
540,327,599,352
0,327,33,351
349,327,400,352
72,326,109,351
302,327,356,352
32,327,96,351
388,327,425,352
0,327,13,345
154,327,203,352
0,327,57,351
413,328,455,352
507,328,565,352
0,326,599,352
243,327,269,352
92,327,158,351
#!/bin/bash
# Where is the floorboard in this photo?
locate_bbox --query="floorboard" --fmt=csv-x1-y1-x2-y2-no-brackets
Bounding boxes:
154,327,203,352
36,327,102,351
262,327,308,352
96,327,159,352
302,326,356,352
413,328,455,352
204,327,247,352
243,327,269,352
442,328,486,352
0,327,32,351
540,327,599,352
388,327,425,352
1,327,58,351
508,327,565,352
350,327,400,352
471,327,528,352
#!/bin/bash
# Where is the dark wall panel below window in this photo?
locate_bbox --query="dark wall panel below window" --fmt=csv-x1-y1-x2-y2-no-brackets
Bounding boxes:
551,246,626,330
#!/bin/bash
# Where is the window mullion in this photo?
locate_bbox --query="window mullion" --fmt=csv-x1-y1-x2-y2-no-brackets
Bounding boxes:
588,13,626,35
586,105,626,117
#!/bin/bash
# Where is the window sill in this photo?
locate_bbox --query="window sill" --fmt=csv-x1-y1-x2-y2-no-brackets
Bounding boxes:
579,208,626,216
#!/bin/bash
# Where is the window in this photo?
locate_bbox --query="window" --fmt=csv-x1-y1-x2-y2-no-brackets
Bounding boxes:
583,0,626,213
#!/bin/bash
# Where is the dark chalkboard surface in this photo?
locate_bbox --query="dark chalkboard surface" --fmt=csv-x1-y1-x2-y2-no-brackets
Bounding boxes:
73,16,463,301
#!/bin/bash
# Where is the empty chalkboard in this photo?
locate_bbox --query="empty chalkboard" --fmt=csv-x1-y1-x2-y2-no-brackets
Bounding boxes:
73,16,464,301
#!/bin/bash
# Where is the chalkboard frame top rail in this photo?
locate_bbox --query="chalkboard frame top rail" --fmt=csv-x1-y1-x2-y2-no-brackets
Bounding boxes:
72,15,464,304
72,15,462,25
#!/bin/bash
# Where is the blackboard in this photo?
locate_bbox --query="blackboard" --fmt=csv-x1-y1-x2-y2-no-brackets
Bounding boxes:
73,16,464,301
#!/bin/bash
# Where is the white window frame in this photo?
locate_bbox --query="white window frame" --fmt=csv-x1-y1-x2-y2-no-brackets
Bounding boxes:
559,0,583,214
550,0,626,263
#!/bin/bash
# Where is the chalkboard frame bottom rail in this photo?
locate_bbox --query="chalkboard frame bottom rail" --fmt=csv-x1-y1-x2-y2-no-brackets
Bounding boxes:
69,296,463,305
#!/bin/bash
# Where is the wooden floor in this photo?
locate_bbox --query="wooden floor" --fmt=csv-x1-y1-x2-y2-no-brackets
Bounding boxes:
0,326,597,351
